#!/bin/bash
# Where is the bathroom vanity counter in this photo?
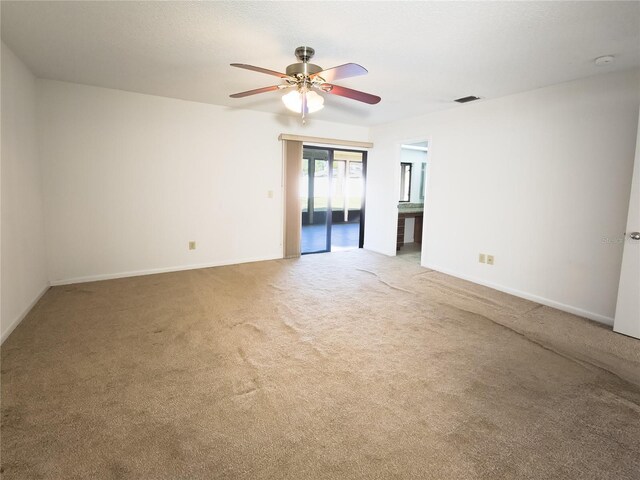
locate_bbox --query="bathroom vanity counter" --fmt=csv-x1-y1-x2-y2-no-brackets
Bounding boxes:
397,203,423,250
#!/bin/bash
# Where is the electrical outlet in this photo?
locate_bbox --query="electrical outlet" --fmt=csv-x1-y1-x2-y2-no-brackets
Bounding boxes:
479,253,486,263
189,241,196,250
487,255,494,265
267,190,274,198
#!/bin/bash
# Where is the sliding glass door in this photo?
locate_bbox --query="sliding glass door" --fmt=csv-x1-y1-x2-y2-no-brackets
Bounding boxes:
301,148,331,253
301,147,366,254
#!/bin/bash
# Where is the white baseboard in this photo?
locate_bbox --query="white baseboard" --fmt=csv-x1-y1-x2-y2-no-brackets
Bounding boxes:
1,283,50,345
49,255,283,286
423,263,614,326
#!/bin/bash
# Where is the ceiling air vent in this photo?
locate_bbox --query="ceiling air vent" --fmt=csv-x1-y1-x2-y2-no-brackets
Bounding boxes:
454,95,481,103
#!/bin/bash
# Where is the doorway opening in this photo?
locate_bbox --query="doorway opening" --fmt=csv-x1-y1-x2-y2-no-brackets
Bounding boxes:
396,141,428,262
300,146,366,254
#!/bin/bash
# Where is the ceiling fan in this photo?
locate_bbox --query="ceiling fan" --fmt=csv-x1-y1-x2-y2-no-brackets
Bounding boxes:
229,46,381,122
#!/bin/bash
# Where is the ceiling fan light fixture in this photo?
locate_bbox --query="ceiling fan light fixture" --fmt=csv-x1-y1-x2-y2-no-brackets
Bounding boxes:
282,89,324,114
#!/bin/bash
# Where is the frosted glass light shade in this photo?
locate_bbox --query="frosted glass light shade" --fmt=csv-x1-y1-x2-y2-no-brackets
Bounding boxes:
282,90,324,114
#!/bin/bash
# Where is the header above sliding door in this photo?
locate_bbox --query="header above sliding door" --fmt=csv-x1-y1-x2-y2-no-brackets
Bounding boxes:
278,134,373,149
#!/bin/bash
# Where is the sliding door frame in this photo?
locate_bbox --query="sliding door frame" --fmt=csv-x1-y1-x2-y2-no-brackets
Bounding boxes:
302,145,367,253
359,150,367,249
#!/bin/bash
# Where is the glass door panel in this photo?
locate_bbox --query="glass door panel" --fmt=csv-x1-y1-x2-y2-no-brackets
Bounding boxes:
331,150,363,251
301,148,331,254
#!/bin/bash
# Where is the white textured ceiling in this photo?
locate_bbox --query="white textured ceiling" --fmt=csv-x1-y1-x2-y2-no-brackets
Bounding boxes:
2,1,639,126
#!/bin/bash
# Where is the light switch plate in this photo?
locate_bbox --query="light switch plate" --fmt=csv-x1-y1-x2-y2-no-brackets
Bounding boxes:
479,253,486,263
487,255,494,265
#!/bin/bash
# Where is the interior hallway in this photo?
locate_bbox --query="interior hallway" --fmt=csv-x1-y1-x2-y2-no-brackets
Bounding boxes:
1,250,639,479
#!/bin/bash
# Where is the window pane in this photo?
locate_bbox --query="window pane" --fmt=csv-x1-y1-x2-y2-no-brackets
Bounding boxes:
348,163,363,209
332,161,345,210
314,160,329,211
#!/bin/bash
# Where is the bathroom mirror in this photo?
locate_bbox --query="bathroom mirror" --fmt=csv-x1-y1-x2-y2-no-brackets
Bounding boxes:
400,163,412,202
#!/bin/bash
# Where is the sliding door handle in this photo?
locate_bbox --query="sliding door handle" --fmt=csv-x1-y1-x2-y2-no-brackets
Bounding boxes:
630,232,640,240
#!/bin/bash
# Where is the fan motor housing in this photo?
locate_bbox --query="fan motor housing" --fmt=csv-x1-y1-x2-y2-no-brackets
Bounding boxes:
286,62,323,77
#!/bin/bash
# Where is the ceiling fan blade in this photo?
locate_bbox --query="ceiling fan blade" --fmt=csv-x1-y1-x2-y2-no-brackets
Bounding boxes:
229,85,281,98
319,84,381,104
230,63,290,78
311,63,368,82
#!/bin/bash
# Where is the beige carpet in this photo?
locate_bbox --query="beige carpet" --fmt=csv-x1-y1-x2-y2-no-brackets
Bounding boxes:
2,250,639,479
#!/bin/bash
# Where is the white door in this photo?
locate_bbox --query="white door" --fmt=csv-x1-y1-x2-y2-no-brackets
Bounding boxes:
614,115,640,339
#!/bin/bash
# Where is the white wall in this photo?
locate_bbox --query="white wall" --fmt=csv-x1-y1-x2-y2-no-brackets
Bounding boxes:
37,80,369,284
367,69,640,324
1,42,48,342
